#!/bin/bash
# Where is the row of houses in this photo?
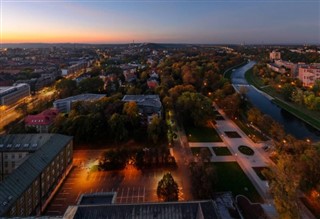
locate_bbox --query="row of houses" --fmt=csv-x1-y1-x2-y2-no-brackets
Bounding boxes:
268,51,320,87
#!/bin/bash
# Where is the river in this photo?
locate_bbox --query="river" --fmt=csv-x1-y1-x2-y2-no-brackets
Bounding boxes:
231,61,320,142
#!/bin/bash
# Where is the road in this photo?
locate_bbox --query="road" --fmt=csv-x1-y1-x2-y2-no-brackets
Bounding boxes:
170,113,194,201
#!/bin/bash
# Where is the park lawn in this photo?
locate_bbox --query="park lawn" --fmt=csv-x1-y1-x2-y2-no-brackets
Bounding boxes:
212,147,232,156
190,147,212,156
224,131,241,138
185,124,222,142
211,162,263,202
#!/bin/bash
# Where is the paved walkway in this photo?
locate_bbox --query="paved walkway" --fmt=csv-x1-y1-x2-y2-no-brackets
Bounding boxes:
189,142,226,147
211,103,273,202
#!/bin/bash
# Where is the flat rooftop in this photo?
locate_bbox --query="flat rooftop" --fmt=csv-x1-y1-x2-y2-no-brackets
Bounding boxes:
53,94,106,104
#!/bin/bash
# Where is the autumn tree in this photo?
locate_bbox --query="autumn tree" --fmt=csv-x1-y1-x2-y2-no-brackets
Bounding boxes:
157,173,179,201
265,154,301,219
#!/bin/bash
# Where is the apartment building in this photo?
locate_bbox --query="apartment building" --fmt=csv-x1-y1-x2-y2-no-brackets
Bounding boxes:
298,64,320,87
53,94,105,113
0,83,30,106
0,134,73,217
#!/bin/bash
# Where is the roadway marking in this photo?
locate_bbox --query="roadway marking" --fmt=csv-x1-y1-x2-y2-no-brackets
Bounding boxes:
132,187,135,203
143,187,145,202
126,187,130,203
120,188,124,203
76,191,82,202
47,211,61,214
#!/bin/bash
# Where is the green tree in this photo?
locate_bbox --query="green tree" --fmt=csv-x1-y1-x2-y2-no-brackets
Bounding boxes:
176,91,213,126
108,113,128,143
157,173,179,201
78,77,104,93
147,115,162,144
281,84,295,101
55,79,77,98
189,162,217,199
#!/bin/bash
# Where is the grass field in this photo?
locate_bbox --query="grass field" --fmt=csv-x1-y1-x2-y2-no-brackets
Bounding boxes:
185,124,223,142
212,147,232,156
211,162,263,202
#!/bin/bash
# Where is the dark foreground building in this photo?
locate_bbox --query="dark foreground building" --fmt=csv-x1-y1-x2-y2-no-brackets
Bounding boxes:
63,192,238,219
0,134,73,217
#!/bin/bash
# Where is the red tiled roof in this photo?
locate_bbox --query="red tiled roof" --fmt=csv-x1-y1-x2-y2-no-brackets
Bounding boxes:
25,108,59,126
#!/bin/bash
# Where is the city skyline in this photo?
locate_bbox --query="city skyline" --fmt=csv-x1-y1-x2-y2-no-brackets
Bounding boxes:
1,0,319,44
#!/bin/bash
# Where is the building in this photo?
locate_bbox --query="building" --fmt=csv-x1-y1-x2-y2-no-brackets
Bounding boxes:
122,66,137,82
0,134,73,217
63,192,229,219
61,61,87,76
274,60,299,76
25,108,59,133
266,63,286,74
298,64,320,87
147,78,159,89
0,83,30,107
269,51,281,61
122,95,162,123
53,94,105,113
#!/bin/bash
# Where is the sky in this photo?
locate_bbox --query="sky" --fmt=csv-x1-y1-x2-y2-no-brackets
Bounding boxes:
1,0,319,44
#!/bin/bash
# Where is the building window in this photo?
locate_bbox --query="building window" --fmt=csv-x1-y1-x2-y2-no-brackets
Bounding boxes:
4,154,8,159
11,154,15,159
4,161,8,168
11,161,15,169
10,206,16,216
18,153,22,158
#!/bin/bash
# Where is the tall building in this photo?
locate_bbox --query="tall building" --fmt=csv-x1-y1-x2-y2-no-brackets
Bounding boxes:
0,134,73,217
269,51,281,61
0,83,30,107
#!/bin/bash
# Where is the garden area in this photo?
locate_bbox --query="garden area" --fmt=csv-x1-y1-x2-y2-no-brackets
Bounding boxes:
212,147,232,156
185,124,222,142
238,145,255,156
211,162,263,202
225,131,242,138
252,167,269,181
